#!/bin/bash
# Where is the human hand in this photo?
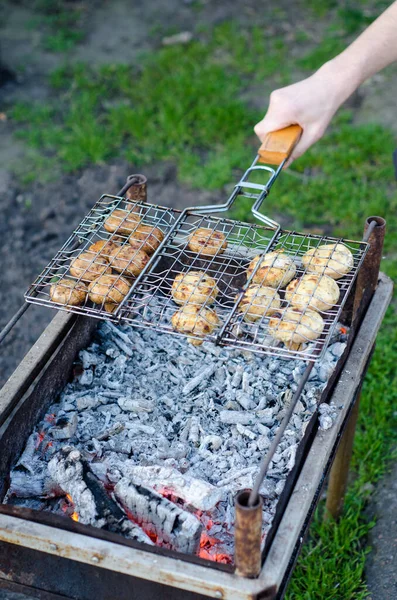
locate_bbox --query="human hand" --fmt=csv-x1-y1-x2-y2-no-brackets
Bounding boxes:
254,62,354,166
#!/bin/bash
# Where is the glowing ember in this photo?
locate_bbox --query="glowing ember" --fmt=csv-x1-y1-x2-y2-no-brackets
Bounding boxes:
35,431,45,449
199,532,232,564
71,511,79,522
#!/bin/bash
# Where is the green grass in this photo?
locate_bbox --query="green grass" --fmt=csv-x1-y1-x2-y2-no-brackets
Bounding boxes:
11,23,289,187
7,7,397,598
26,0,84,52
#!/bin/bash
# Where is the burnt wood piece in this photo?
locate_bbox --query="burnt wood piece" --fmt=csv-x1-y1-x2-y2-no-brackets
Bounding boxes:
48,448,154,545
48,447,98,525
114,478,203,554
7,470,59,499
83,465,154,545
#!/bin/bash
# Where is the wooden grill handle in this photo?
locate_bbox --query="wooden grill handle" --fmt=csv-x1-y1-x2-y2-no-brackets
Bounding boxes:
258,124,303,166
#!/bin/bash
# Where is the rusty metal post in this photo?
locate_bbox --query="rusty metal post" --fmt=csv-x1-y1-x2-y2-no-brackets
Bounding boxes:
352,216,386,324
325,217,385,520
235,490,263,578
325,388,362,520
125,174,147,203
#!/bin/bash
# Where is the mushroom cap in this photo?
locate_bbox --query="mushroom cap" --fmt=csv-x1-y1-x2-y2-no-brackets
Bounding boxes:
104,208,141,235
171,304,219,345
172,271,219,306
247,251,296,287
285,273,340,312
70,252,112,282
108,245,149,277
269,307,324,345
50,278,87,306
188,227,227,256
237,284,281,322
88,274,131,305
128,223,164,254
302,243,354,279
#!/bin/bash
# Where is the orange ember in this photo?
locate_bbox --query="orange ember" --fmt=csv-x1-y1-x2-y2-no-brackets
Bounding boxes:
35,431,45,448
199,532,232,564
71,512,79,522
340,326,347,335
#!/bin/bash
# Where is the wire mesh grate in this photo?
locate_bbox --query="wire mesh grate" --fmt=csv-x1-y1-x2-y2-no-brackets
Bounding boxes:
25,195,181,321
120,212,368,361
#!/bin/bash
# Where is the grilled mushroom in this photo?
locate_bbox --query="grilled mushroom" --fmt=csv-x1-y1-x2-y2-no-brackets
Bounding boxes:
302,243,353,279
128,223,164,254
172,271,219,306
237,285,281,322
171,304,219,345
108,245,149,277
247,251,296,288
269,307,324,350
88,239,121,261
49,278,87,306
70,252,112,282
88,274,130,306
285,274,340,312
104,209,141,235
188,227,227,256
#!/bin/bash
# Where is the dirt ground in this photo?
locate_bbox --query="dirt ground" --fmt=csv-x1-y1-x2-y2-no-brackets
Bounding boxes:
0,2,396,598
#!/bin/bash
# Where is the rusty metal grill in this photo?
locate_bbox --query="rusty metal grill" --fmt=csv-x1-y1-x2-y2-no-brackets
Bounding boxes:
24,195,181,321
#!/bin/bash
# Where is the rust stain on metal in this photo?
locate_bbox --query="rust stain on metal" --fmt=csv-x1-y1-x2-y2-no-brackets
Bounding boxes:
125,173,147,203
234,491,263,579
353,216,386,324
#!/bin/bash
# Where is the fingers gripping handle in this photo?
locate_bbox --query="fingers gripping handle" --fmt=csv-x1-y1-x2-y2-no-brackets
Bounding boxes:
258,124,303,166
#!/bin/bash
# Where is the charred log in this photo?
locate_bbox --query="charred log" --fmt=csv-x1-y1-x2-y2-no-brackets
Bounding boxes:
83,468,153,546
119,464,223,512
114,478,202,554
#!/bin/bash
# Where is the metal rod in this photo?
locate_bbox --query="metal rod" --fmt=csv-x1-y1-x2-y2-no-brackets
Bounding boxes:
248,360,315,507
362,218,377,243
0,303,29,346
247,216,384,507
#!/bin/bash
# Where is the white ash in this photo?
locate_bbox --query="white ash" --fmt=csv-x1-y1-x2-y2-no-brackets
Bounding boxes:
114,478,202,554
318,401,339,431
6,321,347,562
48,448,98,525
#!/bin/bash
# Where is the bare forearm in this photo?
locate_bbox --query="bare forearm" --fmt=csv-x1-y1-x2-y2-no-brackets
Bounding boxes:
255,2,397,163
334,1,397,88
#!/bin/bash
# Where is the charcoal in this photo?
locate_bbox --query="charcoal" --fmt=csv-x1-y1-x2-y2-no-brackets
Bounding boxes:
48,448,97,525
7,471,59,499
120,464,223,511
7,319,346,560
182,365,215,395
114,478,202,554
51,413,78,440
83,469,153,545
219,411,255,425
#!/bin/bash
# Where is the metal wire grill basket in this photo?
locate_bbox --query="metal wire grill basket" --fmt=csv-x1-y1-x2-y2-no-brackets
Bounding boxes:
25,195,181,321
25,131,369,362
119,212,368,361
